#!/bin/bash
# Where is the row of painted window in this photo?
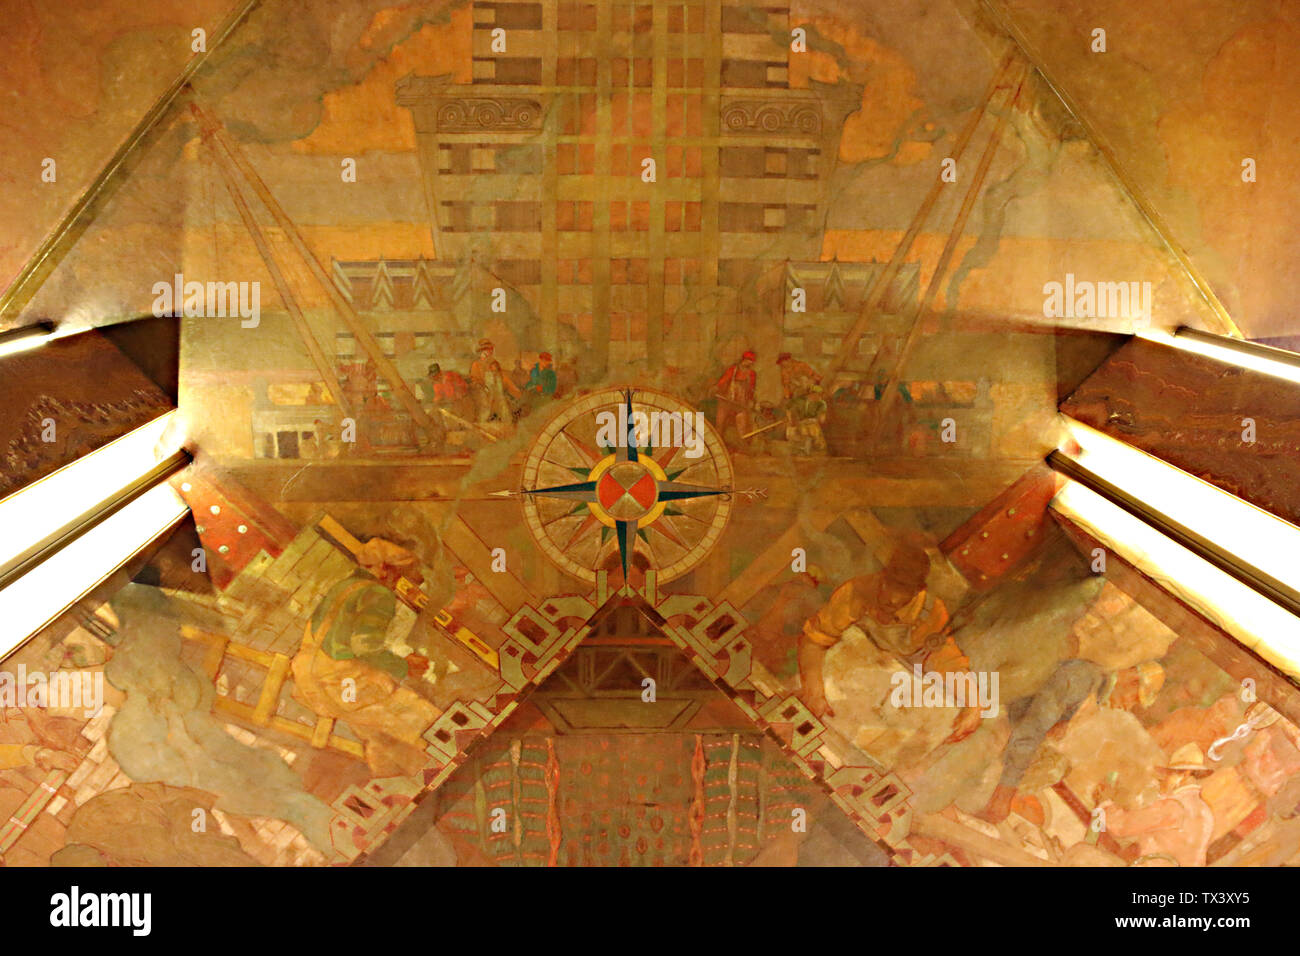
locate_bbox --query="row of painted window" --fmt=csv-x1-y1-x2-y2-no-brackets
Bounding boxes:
471,57,790,89
437,143,821,178
439,200,817,232
473,3,787,35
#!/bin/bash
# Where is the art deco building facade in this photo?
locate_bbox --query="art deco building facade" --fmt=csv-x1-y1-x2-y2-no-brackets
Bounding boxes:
393,0,860,369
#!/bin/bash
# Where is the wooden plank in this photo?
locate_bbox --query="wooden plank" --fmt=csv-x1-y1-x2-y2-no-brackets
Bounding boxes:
252,654,292,726
201,636,229,679
317,514,364,553
185,624,367,759
283,718,363,759
222,640,278,669
440,515,536,612
839,508,895,564
316,515,501,668
180,626,232,677
213,697,365,759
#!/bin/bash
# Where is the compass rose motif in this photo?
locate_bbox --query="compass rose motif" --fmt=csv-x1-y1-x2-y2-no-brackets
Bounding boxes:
517,387,736,583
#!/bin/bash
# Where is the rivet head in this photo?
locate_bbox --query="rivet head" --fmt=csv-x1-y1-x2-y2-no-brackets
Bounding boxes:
210,505,220,515
980,531,989,539
1007,507,1016,516
237,524,248,534
180,482,192,492
218,545,230,554
196,526,206,534
1001,553,1009,560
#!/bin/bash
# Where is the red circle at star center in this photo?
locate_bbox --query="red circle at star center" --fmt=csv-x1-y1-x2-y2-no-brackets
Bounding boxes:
597,461,659,520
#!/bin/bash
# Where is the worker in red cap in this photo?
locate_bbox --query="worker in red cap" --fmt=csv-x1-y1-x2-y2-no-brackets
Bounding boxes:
714,349,758,443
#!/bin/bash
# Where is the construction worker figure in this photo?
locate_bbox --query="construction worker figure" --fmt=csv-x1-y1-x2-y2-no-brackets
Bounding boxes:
713,349,757,444
787,384,828,455
424,363,469,405
776,352,820,400
423,363,476,429
526,352,558,398
469,339,521,424
798,534,958,719
340,360,384,455
509,357,530,396
1101,743,1216,867
291,539,440,778
978,587,1172,825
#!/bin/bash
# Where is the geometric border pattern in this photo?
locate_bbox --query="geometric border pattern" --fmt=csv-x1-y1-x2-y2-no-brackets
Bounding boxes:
341,573,955,866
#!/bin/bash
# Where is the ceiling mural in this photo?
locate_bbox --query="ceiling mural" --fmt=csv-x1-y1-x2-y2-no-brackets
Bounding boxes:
2,0,1298,869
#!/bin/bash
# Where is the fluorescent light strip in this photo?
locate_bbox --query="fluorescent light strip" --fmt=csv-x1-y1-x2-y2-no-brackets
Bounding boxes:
0,482,188,657
1060,418,1300,607
1137,327,1300,386
1052,481,1300,680
0,411,179,572
0,320,73,359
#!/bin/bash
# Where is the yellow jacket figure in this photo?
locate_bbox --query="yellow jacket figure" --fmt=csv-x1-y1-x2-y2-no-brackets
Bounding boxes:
799,536,958,718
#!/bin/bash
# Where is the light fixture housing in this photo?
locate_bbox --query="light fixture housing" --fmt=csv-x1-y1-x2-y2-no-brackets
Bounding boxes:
1051,416,1300,678
0,482,189,651
0,410,190,656
1137,326,1300,386
0,319,57,359
1052,479,1300,680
